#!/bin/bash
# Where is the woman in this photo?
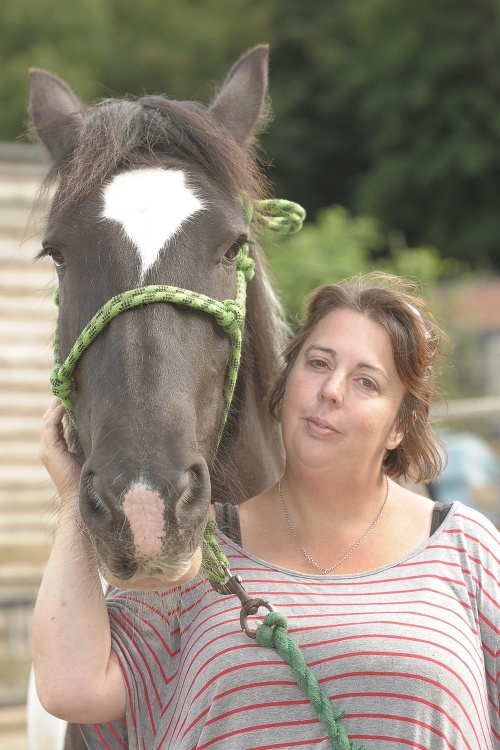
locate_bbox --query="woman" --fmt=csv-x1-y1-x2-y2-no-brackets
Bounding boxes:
34,273,500,749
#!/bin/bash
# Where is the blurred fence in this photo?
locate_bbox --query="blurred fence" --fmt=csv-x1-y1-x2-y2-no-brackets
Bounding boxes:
431,396,500,524
0,595,33,708
432,395,500,422
0,141,55,746
432,395,500,464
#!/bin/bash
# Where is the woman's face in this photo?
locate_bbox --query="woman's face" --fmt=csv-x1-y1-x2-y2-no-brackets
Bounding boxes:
280,307,406,476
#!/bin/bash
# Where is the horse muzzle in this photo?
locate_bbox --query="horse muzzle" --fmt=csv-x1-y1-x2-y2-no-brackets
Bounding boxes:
80,462,210,585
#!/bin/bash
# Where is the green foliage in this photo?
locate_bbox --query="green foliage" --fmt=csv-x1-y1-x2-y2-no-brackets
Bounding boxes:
342,0,500,269
101,0,272,101
265,205,454,322
1,0,109,138
1,0,270,140
262,0,500,269
3,0,500,271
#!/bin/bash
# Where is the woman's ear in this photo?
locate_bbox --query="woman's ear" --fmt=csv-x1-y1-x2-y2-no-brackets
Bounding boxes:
386,424,404,452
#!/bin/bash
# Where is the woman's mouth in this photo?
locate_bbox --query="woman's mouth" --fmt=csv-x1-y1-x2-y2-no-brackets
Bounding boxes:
305,417,339,437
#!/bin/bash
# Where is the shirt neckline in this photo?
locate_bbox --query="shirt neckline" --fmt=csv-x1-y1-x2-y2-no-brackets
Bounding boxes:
216,501,459,581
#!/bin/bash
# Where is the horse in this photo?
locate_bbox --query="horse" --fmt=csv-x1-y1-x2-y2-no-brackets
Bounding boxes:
28,45,303,749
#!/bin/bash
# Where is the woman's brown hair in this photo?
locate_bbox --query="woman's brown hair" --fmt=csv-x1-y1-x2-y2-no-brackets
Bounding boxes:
267,272,448,483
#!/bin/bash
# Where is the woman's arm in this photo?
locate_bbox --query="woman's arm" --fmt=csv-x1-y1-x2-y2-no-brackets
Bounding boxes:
32,399,126,724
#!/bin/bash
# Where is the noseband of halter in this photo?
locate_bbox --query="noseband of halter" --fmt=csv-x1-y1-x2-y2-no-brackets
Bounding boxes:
50,198,305,453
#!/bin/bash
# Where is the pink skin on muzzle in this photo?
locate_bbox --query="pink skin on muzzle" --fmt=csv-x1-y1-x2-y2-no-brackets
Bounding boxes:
104,483,203,590
122,485,165,559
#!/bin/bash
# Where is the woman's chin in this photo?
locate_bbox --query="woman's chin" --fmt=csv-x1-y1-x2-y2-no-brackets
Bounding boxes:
104,549,203,591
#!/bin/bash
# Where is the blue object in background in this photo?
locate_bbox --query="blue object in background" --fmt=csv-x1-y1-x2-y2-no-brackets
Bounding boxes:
430,430,500,526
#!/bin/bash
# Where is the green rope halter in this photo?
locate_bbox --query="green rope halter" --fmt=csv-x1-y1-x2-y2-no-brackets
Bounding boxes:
50,197,305,452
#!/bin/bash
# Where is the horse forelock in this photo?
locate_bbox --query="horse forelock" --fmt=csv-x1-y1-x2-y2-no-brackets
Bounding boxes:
43,94,268,217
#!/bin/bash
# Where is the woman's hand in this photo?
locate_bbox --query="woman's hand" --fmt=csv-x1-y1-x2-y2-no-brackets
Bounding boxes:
35,398,126,724
40,398,81,503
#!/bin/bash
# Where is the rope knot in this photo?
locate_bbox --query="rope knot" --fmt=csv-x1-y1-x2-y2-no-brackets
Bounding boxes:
217,301,243,335
237,254,255,281
50,368,73,400
255,611,288,648
255,199,306,235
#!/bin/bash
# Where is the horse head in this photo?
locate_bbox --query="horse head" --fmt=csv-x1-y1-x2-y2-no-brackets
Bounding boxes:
30,47,297,587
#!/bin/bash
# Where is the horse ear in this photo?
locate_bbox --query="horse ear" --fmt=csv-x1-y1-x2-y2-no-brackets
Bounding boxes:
209,45,270,148
29,69,84,161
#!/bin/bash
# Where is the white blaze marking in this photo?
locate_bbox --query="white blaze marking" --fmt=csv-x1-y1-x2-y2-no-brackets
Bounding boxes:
101,168,205,279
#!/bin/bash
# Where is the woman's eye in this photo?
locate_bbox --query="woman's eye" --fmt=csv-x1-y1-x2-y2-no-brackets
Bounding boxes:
359,377,376,390
223,236,247,264
309,358,327,369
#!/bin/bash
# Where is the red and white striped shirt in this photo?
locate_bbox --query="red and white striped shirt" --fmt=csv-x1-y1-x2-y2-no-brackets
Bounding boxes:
82,502,500,749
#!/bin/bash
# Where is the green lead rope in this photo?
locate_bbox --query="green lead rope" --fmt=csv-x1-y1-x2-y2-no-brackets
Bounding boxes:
202,522,366,750
202,518,230,584
255,614,365,750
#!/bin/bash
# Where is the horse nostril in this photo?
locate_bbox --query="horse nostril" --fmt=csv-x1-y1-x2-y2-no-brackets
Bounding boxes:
175,465,209,520
82,474,114,529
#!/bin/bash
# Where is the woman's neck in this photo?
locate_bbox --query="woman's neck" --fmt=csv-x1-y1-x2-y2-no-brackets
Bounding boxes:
279,465,389,527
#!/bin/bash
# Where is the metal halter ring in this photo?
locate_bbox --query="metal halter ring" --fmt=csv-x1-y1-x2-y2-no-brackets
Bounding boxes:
210,566,275,639
239,598,275,639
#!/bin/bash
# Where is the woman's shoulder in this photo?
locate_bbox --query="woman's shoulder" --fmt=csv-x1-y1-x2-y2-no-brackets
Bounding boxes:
444,500,500,541
213,493,279,550
435,501,500,574
446,500,500,539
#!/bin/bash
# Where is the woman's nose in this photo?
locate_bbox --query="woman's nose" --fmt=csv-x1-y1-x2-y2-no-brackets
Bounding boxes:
319,374,344,404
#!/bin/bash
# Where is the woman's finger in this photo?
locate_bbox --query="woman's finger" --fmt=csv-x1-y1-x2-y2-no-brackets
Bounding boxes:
42,398,65,424
40,399,81,499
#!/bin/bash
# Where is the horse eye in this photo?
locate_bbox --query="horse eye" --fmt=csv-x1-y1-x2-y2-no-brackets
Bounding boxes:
49,249,66,269
223,236,247,264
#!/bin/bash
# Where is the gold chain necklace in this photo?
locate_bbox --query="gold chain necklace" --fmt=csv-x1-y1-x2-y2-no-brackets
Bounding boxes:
278,476,390,574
